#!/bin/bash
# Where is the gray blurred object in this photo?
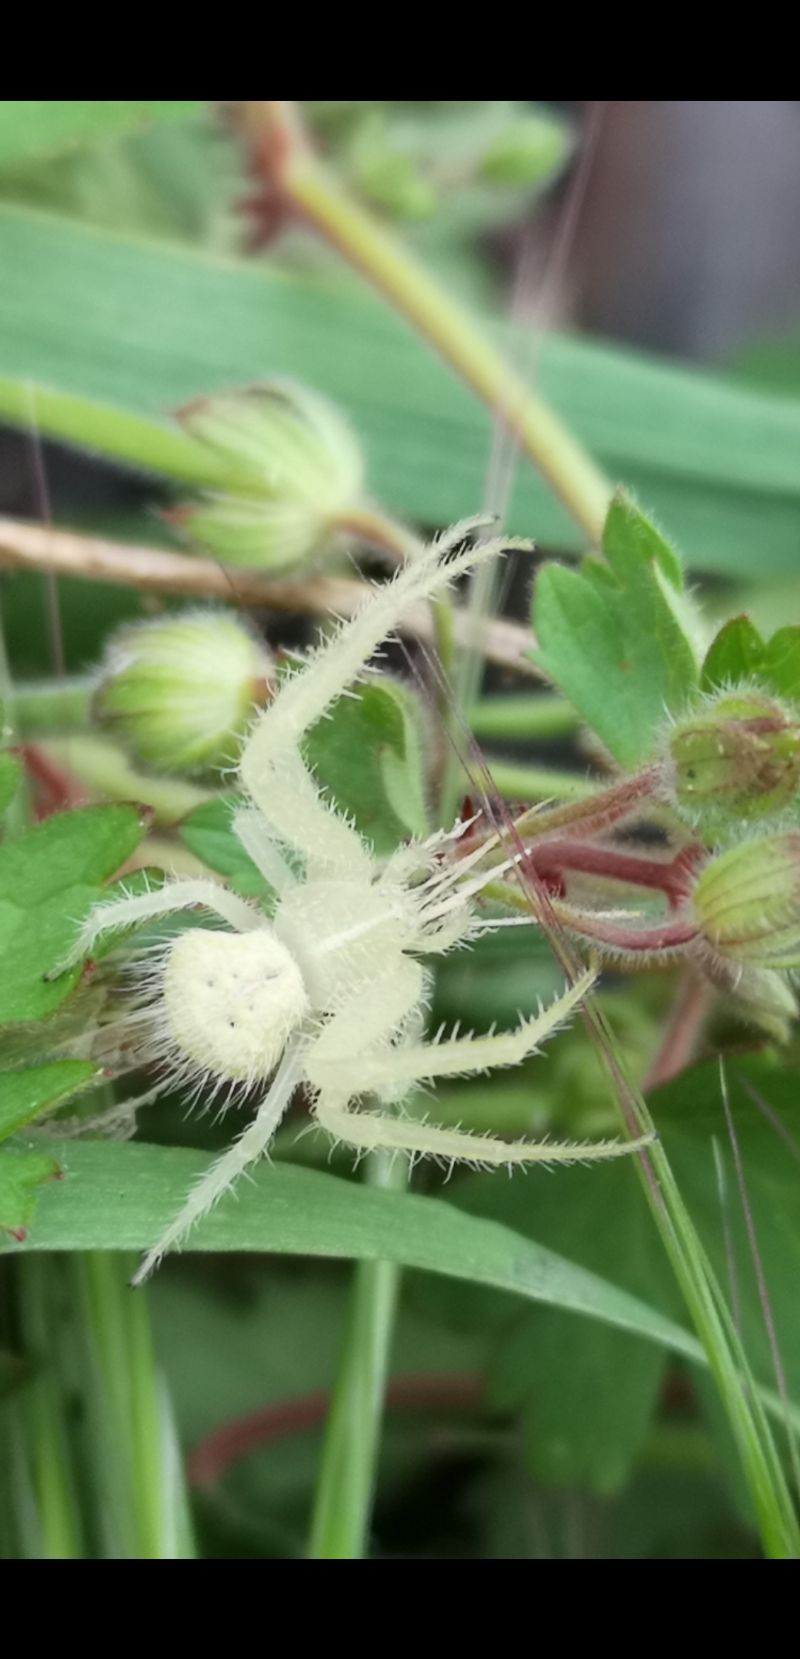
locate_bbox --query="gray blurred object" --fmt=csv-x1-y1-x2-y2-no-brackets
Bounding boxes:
572,100,800,361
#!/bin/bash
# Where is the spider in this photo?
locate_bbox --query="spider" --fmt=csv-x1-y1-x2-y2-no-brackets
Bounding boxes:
57,526,649,1284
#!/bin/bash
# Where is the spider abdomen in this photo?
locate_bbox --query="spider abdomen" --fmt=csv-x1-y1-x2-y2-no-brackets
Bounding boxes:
161,928,309,1084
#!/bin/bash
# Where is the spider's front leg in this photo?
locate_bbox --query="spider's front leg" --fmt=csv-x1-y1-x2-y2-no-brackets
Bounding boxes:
51,879,264,977
236,528,508,879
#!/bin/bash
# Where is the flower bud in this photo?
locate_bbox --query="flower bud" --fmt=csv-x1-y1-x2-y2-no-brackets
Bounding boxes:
171,382,366,572
693,833,800,969
95,612,274,775
480,114,569,187
349,114,438,219
668,692,800,830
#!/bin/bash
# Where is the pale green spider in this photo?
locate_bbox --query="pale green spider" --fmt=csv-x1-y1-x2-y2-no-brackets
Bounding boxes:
58,526,648,1283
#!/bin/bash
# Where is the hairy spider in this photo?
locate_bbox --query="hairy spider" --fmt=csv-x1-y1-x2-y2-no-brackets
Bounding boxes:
58,527,648,1283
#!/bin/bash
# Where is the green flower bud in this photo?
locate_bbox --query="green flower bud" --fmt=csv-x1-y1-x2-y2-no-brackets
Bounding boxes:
722,966,798,1043
95,611,274,775
172,382,366,572
668,692,800,830
693,833,800,969
480,114,569,187
348,114,438,220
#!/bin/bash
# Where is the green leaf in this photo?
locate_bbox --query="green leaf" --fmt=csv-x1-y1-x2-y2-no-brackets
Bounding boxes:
436,1050,800,1494
702,618,800,702
762,629,800,701
533,493,700,767
441,1157,674,1495
702,617,767,690
0,103,204,170
182,680,431,886
0,752,22,815
0,1060,100,1142
0,1150,60,1239
0,804,146,1023
305,679,429,854
181,795,272,901
7,206,800,574
10,1140,700,1365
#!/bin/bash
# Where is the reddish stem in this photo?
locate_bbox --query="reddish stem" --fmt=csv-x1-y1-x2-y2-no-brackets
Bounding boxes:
527,839,702,908
188,1375,483,1488
644,972,713,1092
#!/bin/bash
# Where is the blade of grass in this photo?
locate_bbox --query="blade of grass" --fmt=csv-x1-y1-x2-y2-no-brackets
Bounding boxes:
5,206,800,573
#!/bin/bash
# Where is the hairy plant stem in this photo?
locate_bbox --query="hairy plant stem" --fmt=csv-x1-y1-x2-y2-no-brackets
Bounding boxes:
238,103,612,544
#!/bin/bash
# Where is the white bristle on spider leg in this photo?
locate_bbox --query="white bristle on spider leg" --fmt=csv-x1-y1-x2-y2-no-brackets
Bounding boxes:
53,526,653,1285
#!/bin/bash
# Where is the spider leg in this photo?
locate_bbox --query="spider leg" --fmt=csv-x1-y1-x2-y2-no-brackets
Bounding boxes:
132,1042,305,1286
312,970,651,1166
53,879,264,974
233,807,298,894
237,529,508,878
313,1089,652,1168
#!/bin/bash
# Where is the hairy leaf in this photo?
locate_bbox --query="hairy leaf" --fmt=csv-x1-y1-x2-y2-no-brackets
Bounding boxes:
0,804,146,1023
534,493,700,767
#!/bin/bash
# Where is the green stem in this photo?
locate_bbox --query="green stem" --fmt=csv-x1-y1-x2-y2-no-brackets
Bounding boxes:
0,376,232,490
73,1251,195,1560
257,115,611,544
477,759,597,803
14,677,93,733
14,1258,85,1559
308,1148,406,1559
468,694,579,743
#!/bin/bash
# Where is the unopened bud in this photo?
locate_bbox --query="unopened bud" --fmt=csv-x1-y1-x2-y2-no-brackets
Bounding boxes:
480,114,569,187
694,833,800,970
95,612,273,774
668,692,800,830
171,382,366,572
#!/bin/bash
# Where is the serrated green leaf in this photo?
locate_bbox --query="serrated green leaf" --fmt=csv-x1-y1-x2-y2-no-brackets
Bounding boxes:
0,1149,60,1238
0,103,204,170
305,679,429,854
0,803,146,1023
0,1060,100,1142
8,206,800,574
533,494,700,767
0,752,22,814
702,617,767,690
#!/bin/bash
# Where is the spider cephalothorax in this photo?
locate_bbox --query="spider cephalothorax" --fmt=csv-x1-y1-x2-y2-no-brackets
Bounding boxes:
58,526,649,1282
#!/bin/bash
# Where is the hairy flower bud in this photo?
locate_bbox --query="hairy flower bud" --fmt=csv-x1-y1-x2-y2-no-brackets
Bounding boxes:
693,833,800,970
170,381,366,572
667,692,800,831
95,611,274,774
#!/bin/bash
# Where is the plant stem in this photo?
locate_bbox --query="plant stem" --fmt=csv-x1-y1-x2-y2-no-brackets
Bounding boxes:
73,1251,195,1559
468,694,579,743
0,376,231,490
0,516,540,682
478,760,597,804
14,677,93,733
241,104,611,544
308,1148,406,1559
14,1258,84,1559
